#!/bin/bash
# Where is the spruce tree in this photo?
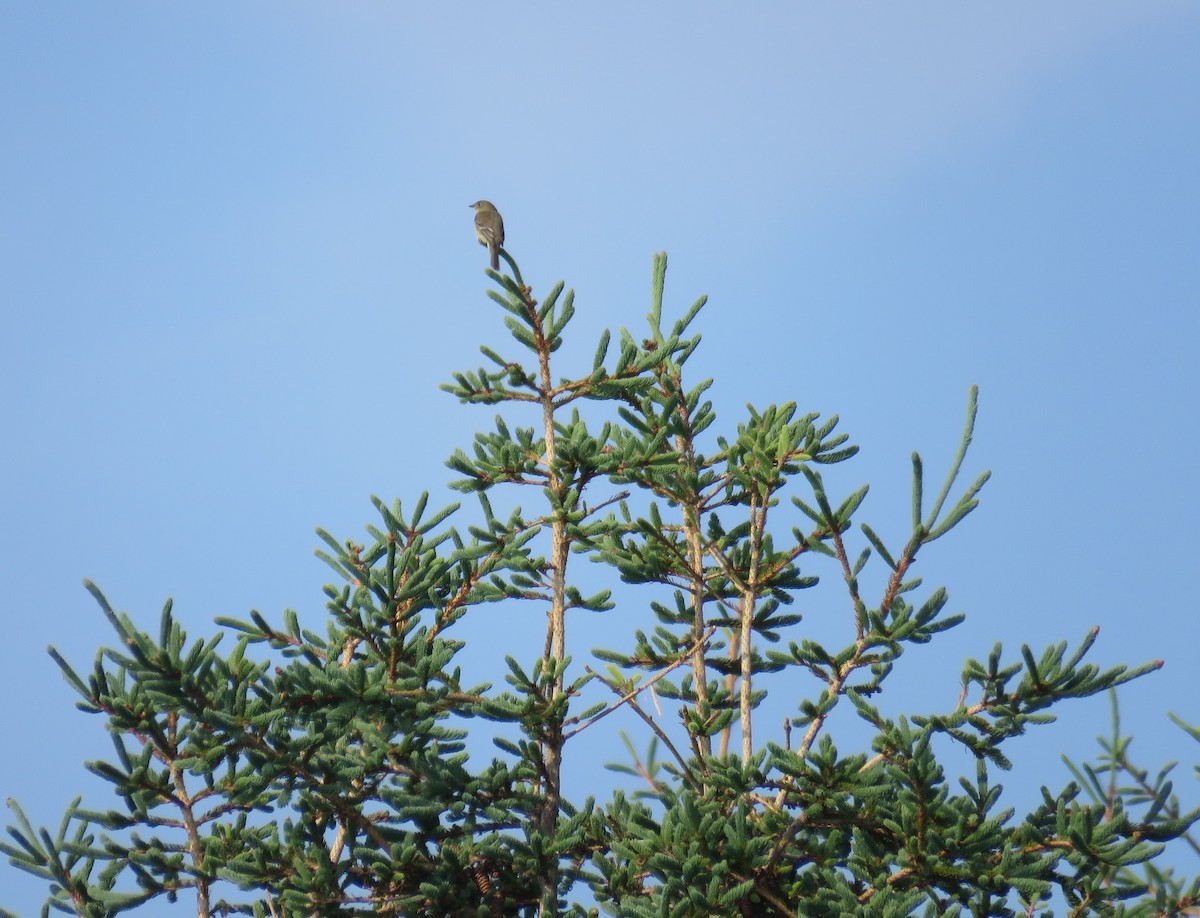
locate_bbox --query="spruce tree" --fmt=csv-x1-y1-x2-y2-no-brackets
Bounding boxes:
4,249,1196,917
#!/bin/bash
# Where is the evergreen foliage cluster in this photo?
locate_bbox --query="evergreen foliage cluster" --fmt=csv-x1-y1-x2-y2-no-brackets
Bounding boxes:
4,251,1197,917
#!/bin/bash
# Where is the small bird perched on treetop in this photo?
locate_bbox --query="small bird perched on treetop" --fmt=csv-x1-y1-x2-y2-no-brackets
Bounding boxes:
470,200,505,271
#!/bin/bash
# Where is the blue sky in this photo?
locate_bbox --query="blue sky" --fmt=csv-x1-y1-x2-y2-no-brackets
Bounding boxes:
2,4,1198,912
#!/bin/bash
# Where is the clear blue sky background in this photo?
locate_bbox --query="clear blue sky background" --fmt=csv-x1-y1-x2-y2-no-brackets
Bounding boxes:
2,4,1198,913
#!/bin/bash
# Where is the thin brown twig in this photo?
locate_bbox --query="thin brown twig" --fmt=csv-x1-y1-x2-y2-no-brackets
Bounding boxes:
568,626,717,740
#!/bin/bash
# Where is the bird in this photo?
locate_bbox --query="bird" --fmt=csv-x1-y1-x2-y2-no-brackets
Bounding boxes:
470,200,505,271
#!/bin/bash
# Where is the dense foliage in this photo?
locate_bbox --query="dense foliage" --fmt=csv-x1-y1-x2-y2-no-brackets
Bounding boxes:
4,252,1196,917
